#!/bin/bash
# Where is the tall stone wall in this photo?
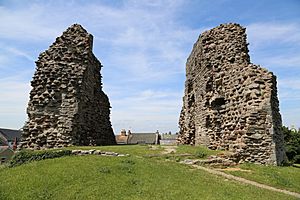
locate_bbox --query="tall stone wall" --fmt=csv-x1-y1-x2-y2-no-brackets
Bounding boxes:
178,23,286,165
20,24,116,149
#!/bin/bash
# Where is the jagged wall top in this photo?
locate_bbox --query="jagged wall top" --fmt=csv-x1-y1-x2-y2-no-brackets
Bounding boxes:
187,23,250,78
37,24,97,73
49,24,93,51
20,24,116,149
178,23,286,165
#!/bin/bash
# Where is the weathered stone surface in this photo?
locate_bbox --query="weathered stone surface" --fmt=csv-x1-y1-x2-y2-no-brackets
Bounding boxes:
178,23,287,165
20,24,116,149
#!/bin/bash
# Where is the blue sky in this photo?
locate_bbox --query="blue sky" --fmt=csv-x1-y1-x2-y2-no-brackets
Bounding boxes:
0,0,300,133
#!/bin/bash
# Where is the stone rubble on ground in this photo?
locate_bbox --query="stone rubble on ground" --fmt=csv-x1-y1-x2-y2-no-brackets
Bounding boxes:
180,156,236,167
71,149,129,157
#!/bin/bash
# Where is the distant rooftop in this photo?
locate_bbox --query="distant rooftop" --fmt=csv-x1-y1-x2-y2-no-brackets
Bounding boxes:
128,133,158,144
115,130,159,145
0,128,22,141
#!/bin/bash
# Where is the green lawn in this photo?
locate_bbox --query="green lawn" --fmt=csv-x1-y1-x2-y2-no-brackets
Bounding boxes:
224,163,300,193
0,152,298,199
1,145,299,199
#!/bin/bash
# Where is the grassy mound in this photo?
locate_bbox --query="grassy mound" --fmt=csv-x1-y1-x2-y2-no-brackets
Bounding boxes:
0,152,298,200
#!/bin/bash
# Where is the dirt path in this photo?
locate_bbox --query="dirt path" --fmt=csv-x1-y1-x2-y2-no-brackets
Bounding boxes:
217,167,252,172
191,164,300,199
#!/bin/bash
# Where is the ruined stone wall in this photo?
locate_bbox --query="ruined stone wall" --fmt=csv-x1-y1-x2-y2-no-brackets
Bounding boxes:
20,24,116,149
178,23,286,165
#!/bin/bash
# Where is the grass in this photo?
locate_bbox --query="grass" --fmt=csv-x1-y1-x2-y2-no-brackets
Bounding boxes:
0,164,6,170
0,155,298,200
1,145,299,199
224,163,300,193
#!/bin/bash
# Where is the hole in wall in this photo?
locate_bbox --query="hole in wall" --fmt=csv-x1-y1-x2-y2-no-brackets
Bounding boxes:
205,115,211,128
211,97,225,110
206,78,213,92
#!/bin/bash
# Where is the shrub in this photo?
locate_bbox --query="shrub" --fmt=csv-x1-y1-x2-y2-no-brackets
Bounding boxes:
195,150,207,158
121,159,135,165
99,167,111,174
9,149,72,167
282,126,300,164
294,155,300,164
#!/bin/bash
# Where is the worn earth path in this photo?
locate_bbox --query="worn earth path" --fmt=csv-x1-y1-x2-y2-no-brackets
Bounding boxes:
160,146,300,199
162,145,178,154
191,164,300,199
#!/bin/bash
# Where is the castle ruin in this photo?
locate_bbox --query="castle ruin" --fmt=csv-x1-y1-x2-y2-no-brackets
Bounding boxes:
178,23,286,165
20,24,116,149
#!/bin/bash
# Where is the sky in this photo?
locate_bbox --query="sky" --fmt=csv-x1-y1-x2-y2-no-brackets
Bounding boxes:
0,0,300,134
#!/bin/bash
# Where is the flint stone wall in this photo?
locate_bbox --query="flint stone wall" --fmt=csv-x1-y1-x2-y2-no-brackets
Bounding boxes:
20,24,116,149
178,23,286,165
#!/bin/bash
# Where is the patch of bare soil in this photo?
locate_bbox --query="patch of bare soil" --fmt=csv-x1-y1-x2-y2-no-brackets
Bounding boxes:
162,145,177,154
148,145,160,150
217,168,252,172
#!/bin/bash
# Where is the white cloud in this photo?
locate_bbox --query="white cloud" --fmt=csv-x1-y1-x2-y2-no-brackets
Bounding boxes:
1,1,299,131
0,43,34,69
246,22,300,74
247,22,300,48
6,47,34,61
278,78,300,128
260,54,300,68
111,89,182,133
279,79,300,90
86,2,201,82
0,5,61,41
246,22,300,119
0,54,10,68
0,0,196,81
0,76,30,109
281,107,300,128
0,1,192,131
0,78,30,129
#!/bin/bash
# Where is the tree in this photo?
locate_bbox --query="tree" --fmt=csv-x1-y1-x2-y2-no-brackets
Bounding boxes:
282,126,300,164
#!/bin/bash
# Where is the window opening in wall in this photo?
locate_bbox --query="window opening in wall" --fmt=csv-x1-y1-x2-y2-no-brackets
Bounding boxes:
205,99,210,107
211,97,225,110
205,115,211,128
188,94,195,107
206,77,213,92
